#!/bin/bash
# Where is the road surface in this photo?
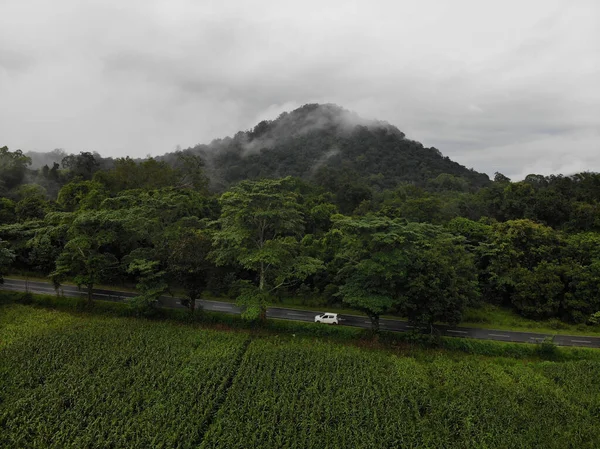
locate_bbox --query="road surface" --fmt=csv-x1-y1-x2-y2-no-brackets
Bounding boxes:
2,278,600,348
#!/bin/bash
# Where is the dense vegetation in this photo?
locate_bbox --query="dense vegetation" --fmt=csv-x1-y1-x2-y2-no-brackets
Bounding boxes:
2,103,600,331
2,304,600,448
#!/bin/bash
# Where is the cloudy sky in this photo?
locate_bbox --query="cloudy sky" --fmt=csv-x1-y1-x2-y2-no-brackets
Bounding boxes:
1,0,598,179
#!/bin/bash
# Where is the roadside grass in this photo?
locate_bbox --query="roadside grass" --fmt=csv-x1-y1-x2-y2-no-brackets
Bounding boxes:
461,303,600,337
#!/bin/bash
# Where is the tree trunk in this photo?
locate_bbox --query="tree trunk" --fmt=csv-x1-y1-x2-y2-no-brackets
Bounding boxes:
259,262,265,290
258,263,267,321
189,294,196,314
369,313,380,333
87,284,94,307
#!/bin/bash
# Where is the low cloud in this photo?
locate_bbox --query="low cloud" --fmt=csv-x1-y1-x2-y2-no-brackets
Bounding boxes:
0,0,598,179
311,147,341,175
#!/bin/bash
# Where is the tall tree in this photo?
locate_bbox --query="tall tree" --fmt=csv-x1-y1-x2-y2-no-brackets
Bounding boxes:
51,210,138,305
211,177,322,319
165,217,213,314
333,216,479,331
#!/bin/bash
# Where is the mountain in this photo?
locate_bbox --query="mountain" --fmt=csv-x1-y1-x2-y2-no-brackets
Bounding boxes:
163,103,490,191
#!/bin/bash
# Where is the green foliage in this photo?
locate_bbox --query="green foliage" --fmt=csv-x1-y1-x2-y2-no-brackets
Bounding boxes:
588,311,600,325
57,180,107,211
165,218,213,313
234,280,272,320
25,216,70,274
0,197,16,224
197,104,491,193
61,151,100,180
126,259,168,316
0,146,31,192
333,215,479,331
212,177,323,319
93,157,183,193
51,210,140,303
173,151,210,193
536,336,559,359
0,238,16,283
3,104,600,330
480,219,563,307
13,185,50,222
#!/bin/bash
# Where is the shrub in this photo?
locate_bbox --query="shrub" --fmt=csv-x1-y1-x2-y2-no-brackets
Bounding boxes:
536,337,559,360
548,319,569,330
588,311,600,326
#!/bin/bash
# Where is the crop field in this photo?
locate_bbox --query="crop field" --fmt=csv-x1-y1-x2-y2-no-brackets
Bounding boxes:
0,305,249,448
2,304,600,448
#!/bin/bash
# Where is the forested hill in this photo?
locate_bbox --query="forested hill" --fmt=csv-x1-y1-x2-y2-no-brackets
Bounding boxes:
162,104,490,191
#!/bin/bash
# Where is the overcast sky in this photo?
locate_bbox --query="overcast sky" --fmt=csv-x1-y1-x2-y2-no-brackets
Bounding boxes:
1,0,598,179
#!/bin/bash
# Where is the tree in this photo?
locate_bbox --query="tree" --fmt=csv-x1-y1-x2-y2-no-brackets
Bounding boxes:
48,162,60,182
14,185,49,222
500,182,537,221
427,173,469,192
0,146,31,192
481,219,565,313
165,217,213,314
61,151,99,180
0,198,16,224
333,216,479,331
0,239,15,284
333,216,405,331
93,157,180,192
126,259,168,316
560,233,600,322
494,172,511,184
51,210,134,305
26,212,70,274
173,151,210,193
511,262,566,319
57,180,107,212
211,177,323,320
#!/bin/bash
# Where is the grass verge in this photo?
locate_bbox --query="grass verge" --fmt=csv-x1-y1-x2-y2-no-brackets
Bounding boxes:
461,303,600,337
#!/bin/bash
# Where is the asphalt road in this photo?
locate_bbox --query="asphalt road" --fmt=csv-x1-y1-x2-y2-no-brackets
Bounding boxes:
3,278,600,348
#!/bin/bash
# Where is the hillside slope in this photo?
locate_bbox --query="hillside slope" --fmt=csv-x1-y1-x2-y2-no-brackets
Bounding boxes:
165,104,490,191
